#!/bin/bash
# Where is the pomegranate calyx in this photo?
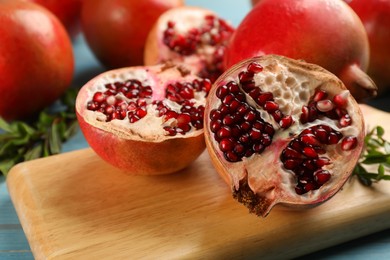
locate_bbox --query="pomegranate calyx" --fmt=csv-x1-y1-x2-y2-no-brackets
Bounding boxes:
339,64,377,100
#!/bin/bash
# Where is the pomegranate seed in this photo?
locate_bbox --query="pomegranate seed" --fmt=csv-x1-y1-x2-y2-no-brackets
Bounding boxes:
280,115,293,129
316,99,334,112
313,89,328,102
247,62,263,73
300,134,319,146
219,138,234,152
244,110,257,122
314,170,331,185
177,113,191,127
249,129,262,140
303,147,318,158
257,92,273,106
225,151,240,162
282,147,302,159
333,91,349,108
249,88,261,99
210,120,221,133
227,81,240,93
327,131,342,145
302,159,317,171
283,159,300,170
238,71,254,83
300,106,309,123
264,101,279,112
304,182,317,192
341,136,358,151
315,157,330,167
217,126,231,139
92,92,105,103
216,85,229,99
339,114,352,127
313,127,328,143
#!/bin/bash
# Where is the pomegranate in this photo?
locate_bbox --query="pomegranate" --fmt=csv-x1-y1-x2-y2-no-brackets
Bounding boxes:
81,0,184,69
25,0,82,38
346,0,390,94
204,55,364,217
144,6,235,83
0,0,74,121
76,63,211,175
225,0,377,101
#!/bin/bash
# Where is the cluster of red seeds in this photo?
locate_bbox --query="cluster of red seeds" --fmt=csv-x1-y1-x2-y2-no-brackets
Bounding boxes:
209,81,275,162
86,78,211,136
163,15,234,82
237,62,294,129
281,125,344,194
300,89,352,128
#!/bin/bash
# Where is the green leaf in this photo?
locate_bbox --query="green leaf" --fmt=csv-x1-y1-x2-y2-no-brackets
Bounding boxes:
361,154,390,164
24,144,43,161
49,120,62,154
0,117,12,132
0,159,16,176
376,126,385,137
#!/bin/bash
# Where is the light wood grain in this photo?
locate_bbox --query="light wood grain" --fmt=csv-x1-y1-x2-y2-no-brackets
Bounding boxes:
7,104,390,260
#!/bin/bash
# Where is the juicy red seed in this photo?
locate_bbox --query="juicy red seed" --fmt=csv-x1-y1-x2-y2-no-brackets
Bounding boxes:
219,138,234,152
257,92,273,106
341,136,358,151
227,81,240,93
316,99,334,112
339,114,352,127
314,170,331,185
252,143,265,153
240,121,251,131
313,128,329,143
261,135,272,146
327,131,342,144
249,129,262,140
280,115,293,129
210,109,221,120
210,120,221,133
216,85,229,99
248,88,261,99
92,92,105,103
313,89,328,102
302,159,317,171
247,62,263,73
283,159,301,170
177,113,191,126
304,183,317,192
244,110,257,122
282,147,302,159
333,92,348,108
300,106,309,123
300,134,319,146
303,147,318,158
315,157,330,167
264,101,279,112
225,151,240,162
238,71,254,83
217,126,231,139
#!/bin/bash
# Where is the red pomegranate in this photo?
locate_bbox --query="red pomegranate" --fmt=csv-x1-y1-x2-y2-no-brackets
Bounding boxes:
0,0,74,121
225,0,377,100
144,6,235,83
76,64,211,175
26,0,82,38
204,55,364,217
346,0,390,94
81,0,184,69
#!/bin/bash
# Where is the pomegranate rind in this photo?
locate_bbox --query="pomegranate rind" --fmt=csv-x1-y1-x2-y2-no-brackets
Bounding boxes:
204,55,364,217
224,0,376,100
76,65,206,175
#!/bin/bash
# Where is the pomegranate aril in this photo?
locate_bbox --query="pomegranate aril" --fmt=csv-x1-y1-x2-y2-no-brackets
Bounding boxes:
314,170,331,185
264,101,279,112
333,91,348,108
247,62,263,73
257,92,273,106
327,131,342,145
341,136,358,151
315,157,330,167
282,147,303,159
300,134,319,146
92,92,105,103
316,99,334,112
283,159,301,170
313,89,328,102
303,147,318,158
238,71,254,84
339,114,352,127
216,85,229,99
217,126,231,139
280,115,293,129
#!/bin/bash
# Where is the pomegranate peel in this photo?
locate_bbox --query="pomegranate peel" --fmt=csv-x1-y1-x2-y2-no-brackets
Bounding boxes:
76,64,209,175
225,0,377,101
144,6,235,83
204,55,364,217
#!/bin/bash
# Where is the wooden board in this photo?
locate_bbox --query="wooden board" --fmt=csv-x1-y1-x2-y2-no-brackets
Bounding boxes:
7,104,390,260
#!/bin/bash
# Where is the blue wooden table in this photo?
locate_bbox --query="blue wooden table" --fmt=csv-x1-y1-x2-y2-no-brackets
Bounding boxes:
1,1,390,259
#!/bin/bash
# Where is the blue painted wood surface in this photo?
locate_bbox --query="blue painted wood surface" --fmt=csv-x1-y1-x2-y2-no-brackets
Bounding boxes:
1,1,390,259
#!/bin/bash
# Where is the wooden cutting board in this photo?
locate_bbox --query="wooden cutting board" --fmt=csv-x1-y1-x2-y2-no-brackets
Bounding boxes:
7,104,390,260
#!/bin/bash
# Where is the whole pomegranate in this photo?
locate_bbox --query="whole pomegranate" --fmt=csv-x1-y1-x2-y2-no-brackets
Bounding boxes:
144,6,235,83
204,55,364,217
346,0,390,94
225,0,377,101
76,64,211,175
25,0,82,38
0,0,74,121
81,0,184,69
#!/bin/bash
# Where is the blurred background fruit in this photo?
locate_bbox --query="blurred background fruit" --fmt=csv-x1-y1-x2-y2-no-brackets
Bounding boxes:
0,0,74,120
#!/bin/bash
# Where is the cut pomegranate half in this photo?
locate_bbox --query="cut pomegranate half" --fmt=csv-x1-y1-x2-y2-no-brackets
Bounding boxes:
76,64,210,175
204,55,365,217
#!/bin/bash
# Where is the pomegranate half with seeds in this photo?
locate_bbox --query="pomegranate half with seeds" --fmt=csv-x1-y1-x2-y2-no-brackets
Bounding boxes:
144,6,235,83
76,64,211,175
204,55,364,217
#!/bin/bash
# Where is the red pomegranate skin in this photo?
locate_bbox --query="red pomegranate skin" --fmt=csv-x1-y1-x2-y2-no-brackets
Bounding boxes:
81,0,184,69
346,0,390,94
0,0,74,121
26,0,82,38
225,0,374,100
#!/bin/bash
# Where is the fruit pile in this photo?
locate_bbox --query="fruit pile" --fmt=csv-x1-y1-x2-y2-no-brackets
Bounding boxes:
1,0,389,217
